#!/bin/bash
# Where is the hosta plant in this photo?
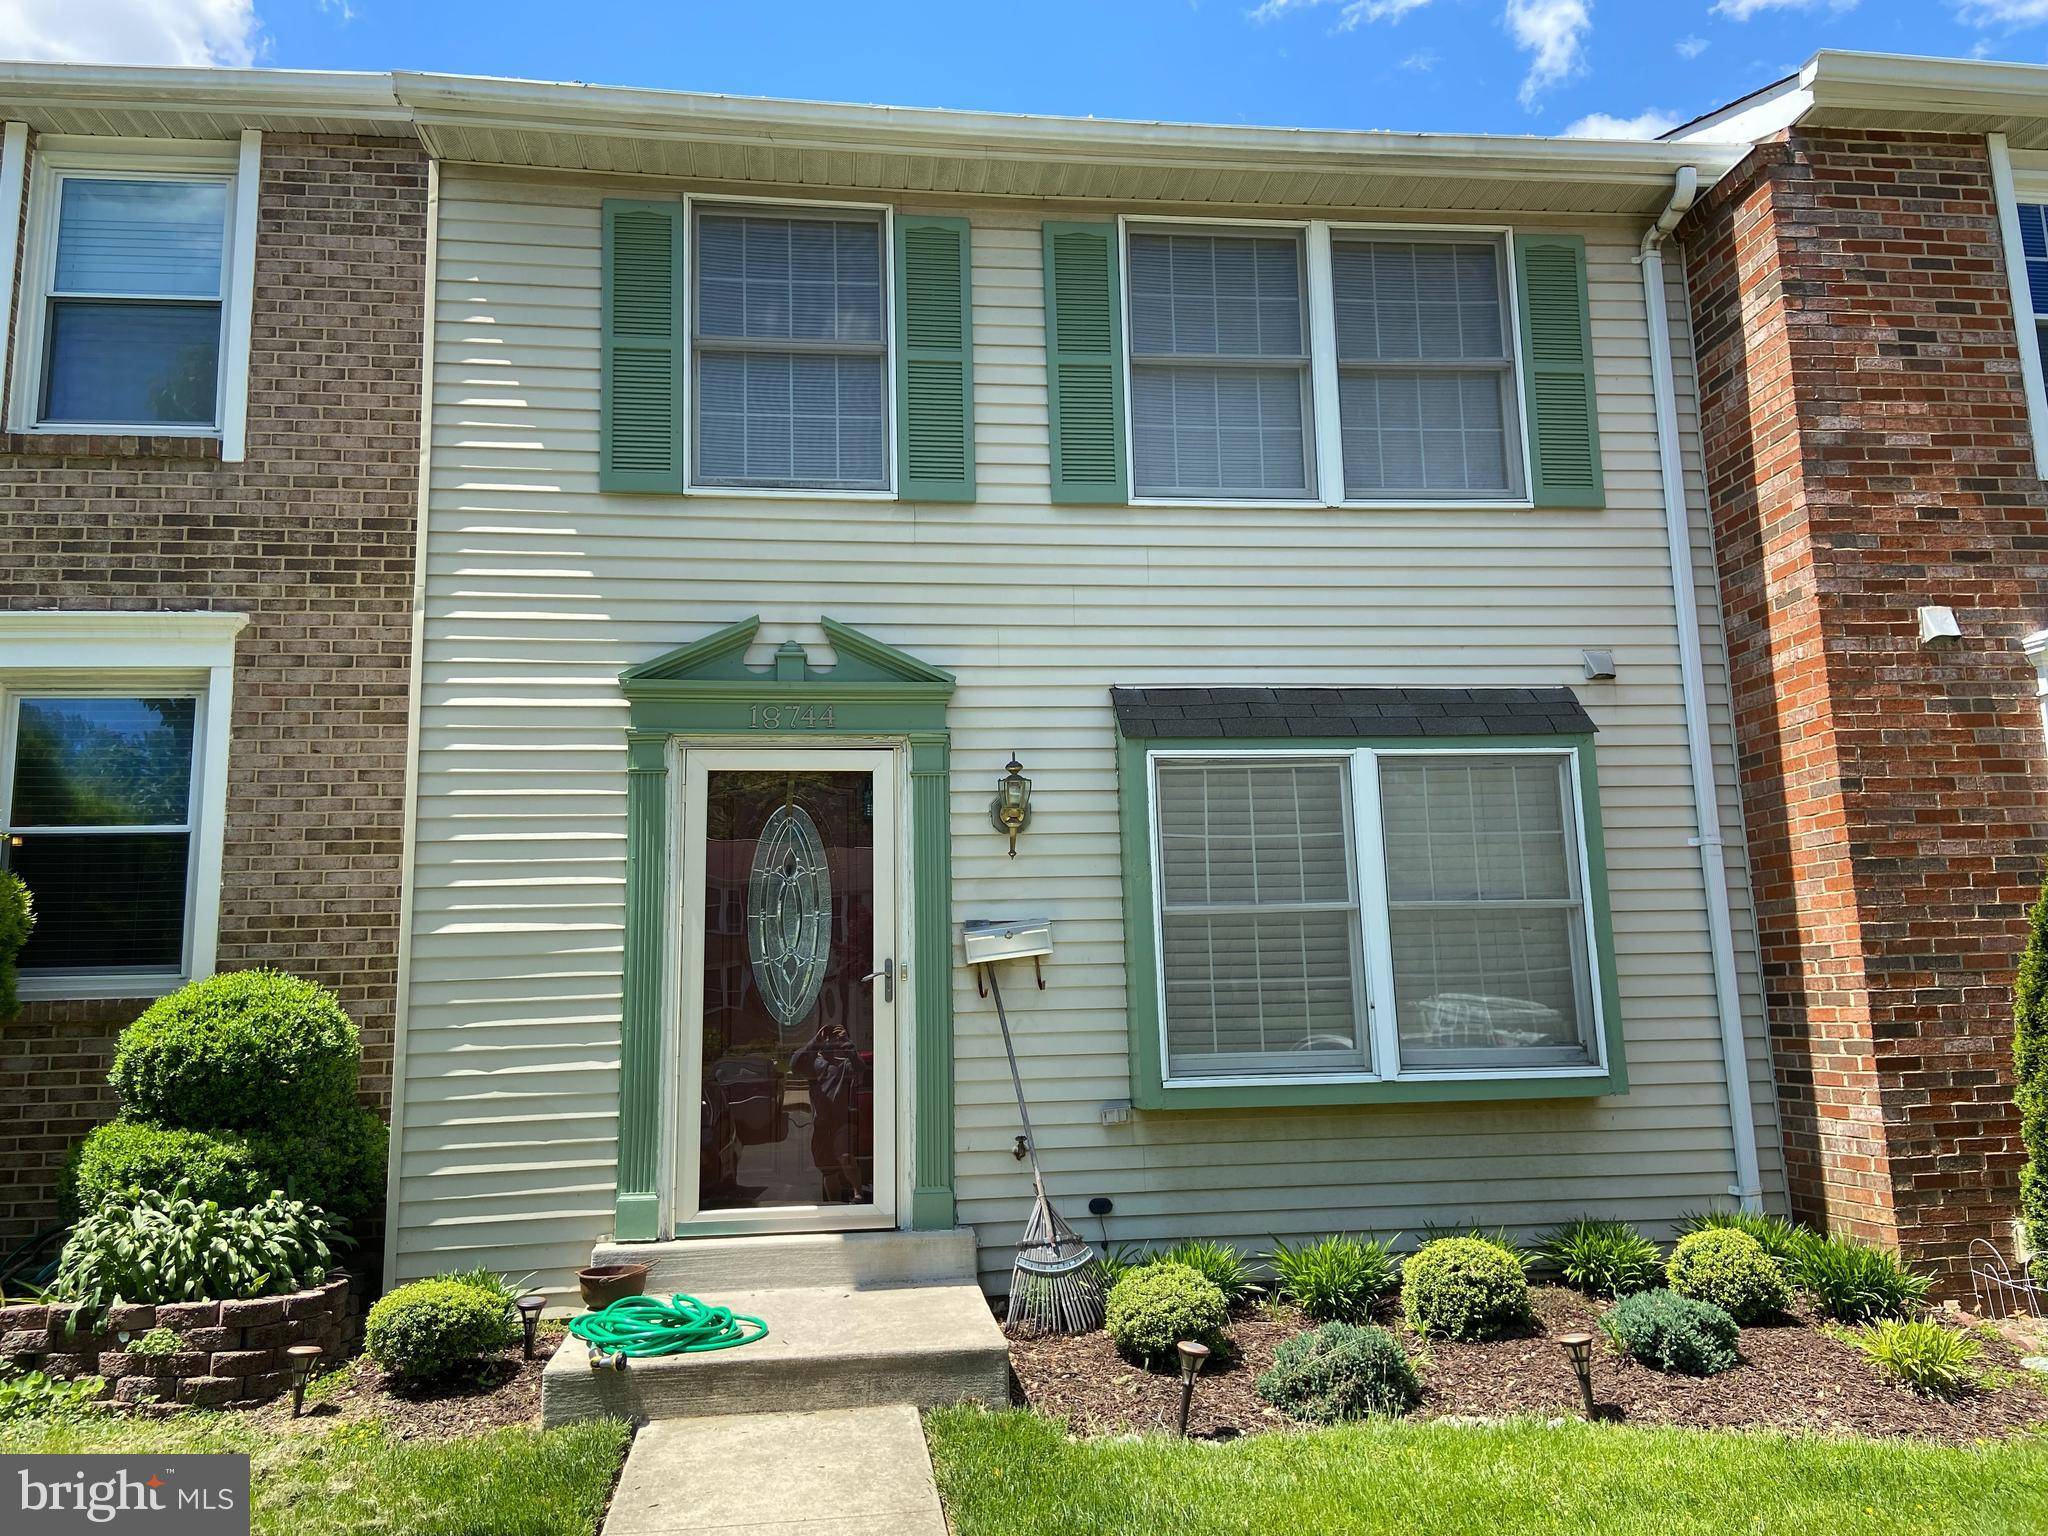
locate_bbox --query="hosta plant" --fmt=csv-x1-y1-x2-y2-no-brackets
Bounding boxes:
1536,1218,1664,1298
50,1185,335,1322
1266,1235,1397,1323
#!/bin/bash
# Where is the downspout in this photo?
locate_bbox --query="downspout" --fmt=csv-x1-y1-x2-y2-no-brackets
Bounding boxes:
1638,167,1764,1212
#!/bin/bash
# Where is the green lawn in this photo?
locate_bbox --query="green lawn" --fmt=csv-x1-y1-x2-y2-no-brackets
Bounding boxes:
927,1406,2048,1536
0,1412,630,1536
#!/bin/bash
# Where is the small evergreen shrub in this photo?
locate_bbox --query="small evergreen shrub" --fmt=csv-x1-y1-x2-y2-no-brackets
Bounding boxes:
0,871,32,1020
1601,1289,1739,1376
110,970,361,1133
1794,1237,1933,1325
1400,1237,1531,1341
50,1187,334,1318
1674,1209,1815,1272
64,1120,265,1216
1266,1234,1397,1322
1255,1322,1420,1422
1666,1228,1789,1325
1156,1239,1260,1307
365,1278,517,1381
1536,1218,1664,1298
240,1104,388,1224
2014,881,2048,1254
1104,1262,1229,1368
1850,1319,1983,1400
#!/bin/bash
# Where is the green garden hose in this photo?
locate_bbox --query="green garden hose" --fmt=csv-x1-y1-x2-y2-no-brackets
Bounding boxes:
568,1292,769,1363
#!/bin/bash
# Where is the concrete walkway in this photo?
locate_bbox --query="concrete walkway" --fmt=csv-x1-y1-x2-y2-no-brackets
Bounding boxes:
600,1404,948,1535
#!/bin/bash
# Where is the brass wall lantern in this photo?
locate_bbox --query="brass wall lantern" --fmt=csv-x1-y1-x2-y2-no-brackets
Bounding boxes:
989,754,1032,857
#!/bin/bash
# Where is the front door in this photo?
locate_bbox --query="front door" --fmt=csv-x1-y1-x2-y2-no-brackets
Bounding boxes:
675,747,898,1233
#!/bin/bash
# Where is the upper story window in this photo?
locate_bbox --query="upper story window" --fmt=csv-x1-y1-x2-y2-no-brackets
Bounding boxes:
20,168,235,433
2016,202,2048,371
3,692,201,983
691,205,890,492
1333,237,1520,499
1127,229,1314,500
1118,220,1531,507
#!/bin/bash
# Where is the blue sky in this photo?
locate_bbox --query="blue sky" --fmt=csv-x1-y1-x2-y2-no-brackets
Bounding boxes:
9,1,2048,138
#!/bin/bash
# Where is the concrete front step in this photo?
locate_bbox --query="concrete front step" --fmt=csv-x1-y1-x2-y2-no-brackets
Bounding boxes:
588,1227,978,1294
541,1276,1009,1426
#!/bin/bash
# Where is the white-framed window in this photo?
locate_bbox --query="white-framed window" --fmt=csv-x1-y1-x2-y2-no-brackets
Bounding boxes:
1148,745,1605,1085
6,136,260,454
1120,218,1530,508
0,612,244,999
1990,139,2048,479
688,199,892,494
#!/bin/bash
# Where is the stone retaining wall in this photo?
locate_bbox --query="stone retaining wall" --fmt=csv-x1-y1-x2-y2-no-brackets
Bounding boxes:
0,1273,355,1409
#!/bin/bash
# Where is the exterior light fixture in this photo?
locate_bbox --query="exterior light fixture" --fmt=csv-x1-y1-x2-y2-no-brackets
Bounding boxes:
1175,1339,1211,1437
1559,1331,1596,1420
285,1343,323,1418
517,1293,547,1359
989,754,1032,857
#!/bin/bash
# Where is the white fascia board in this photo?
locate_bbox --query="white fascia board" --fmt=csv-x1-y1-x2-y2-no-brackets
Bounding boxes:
1803,49,2048,123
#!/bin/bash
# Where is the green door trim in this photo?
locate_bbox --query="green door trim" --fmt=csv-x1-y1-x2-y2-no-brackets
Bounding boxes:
613,616,958,1239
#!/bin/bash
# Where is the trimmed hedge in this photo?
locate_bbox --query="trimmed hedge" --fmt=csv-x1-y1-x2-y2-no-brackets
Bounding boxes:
110,970,361,1133
1255,1322,1419,1422
1104,1262,1229,1368
1667,1228,1788,1325
0,871,31,1021
66,1106,386,1224
1400,1237,1531,1341
365,1278,517,1381
2016,881,2048,1254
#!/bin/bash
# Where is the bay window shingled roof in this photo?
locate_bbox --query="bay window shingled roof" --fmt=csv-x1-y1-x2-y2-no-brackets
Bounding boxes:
1109,685,1596,740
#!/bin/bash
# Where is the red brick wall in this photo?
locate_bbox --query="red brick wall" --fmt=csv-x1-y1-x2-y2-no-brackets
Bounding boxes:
0,133,426,1249
1682,129,2048,1286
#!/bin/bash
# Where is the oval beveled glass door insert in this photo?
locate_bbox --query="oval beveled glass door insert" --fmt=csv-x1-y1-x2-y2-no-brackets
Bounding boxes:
747,802,832,1035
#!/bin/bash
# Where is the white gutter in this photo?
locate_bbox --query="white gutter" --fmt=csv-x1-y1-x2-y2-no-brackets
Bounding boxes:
1638,166,1765,1211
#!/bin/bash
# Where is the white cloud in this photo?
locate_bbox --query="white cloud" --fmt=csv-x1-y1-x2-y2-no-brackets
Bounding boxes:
1248,0,1433,29
1675,34,1709,58
0,0,259,65
1401,48,1440,70
1954,1,2048,25
1505,0,1591,109
1711,0,1857,20
1563,109,1680,138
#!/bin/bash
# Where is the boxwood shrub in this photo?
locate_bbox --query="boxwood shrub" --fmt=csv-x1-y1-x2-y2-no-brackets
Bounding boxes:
0,870,32,1021
365,1278,518,1381
1400,1237,1531,1341
1104,1262,1229,1368
1601,1289,1739,1376
64,1120,265,1216
1666,1228,1789,1324
1255,1322,1420,1422
109,970,360,1133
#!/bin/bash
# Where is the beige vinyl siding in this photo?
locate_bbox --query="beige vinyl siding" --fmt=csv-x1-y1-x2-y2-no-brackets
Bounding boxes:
395,165,1783,1295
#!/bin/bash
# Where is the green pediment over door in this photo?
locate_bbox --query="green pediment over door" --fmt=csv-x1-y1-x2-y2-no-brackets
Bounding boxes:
610,615,959,1240
620,616,955,736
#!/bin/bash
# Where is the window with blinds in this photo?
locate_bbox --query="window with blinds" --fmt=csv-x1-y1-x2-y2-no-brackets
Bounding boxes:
1154,758,1365,1078
2017,203,2048,375
2,694,200,977
1379,754,1594,1069
692,207,889,491
1333,237,1520,498
37,176,230,429
1127,230,1315,500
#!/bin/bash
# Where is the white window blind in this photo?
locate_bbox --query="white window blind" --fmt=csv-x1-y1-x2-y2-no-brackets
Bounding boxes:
693,208,888,491
1128,231,1313,499
40,177,228,428
1154,759,1364,1078
1378,754,1594,1069
1331,238,1519,498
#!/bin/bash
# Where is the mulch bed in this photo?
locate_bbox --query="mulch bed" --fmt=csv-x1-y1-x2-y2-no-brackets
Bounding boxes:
1008,1288,2048,1447
247,1327,563,1440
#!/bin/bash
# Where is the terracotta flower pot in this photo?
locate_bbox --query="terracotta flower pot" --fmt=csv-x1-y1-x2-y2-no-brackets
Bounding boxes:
578,1263,650,1310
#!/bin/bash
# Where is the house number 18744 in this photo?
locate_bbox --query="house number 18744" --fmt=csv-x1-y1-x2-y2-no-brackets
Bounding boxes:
749,703,837,730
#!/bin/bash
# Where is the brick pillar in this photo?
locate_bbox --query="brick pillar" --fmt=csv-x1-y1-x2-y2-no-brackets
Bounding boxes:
1681,130,2048,1289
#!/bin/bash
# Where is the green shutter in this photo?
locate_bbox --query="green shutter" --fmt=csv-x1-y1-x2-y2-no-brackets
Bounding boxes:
600,199,685,494
1514,233,1604,509
1042,220,1127,504
894,216,975,502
